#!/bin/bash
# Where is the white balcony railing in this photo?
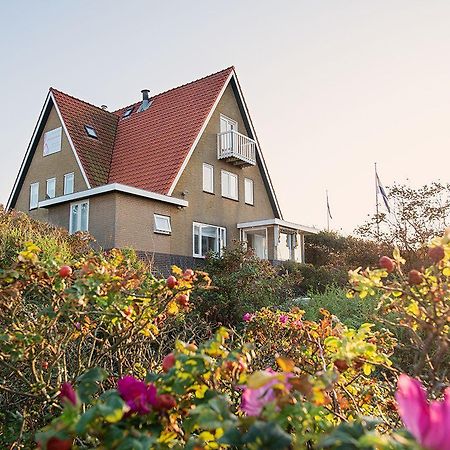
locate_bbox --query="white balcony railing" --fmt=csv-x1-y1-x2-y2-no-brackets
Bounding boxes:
217,130,256,166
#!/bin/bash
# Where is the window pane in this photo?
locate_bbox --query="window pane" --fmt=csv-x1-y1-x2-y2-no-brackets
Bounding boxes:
80,203,88,231
154,215,171,233
64,173,74,195
193,225,200,256
201,225,217,256
221,171,238,200
43,127,62,156
245,178,254,205
70,204,79,233
30,183,39,209
46,178,56,199
203,164,214,193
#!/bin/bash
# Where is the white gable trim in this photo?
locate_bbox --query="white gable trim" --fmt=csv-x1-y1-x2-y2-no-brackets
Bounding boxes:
6,91,91,210
231,73,283,218
166,71,283,219
50,92,91,189
237,218,318,234
38,183,188,208
6,92,51,210
167,70,234,196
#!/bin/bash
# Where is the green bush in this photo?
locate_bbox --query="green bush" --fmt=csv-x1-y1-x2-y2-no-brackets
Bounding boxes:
190,246,303,326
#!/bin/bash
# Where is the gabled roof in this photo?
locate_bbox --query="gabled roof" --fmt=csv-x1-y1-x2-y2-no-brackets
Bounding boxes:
50,89,118,187
109,67,234,194
8,67,282,217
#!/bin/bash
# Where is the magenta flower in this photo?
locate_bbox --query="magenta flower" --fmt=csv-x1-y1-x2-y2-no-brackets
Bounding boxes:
396,374,450,450
117,375,157,415
241,369,291,416
59,382,78,406
279,314,288,324
242,313,254,322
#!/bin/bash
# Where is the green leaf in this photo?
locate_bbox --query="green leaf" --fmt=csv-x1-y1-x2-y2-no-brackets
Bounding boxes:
76,367,107,403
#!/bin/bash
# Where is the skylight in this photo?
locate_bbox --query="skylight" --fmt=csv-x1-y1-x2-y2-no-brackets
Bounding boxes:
123,107,134,118
84,125,97,138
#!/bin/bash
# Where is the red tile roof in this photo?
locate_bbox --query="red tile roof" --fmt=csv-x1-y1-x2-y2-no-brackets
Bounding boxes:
51,67,234,193
50,89,118,187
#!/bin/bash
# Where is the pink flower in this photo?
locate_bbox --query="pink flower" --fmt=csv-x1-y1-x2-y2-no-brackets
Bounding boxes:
279,314,288,324
59,382,78,406
117,376,157,415
240,369,291,416
396,374,450,450
242,313,254,322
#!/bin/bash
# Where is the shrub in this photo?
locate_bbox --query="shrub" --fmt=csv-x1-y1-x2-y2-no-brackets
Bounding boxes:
191,246,303,326
0,239,210,447
0,207,92,267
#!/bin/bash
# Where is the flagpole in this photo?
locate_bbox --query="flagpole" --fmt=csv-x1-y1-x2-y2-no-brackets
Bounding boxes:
375,162,380,239
326,190,330,232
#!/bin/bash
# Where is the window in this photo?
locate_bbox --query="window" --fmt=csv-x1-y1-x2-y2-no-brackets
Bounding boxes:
43,127,62,156
221,170,238,200
70,201,89,233
244,178,254,205
122,107,134,118
29,182,39,210
46,177,56,199
64,173,74,195
154,214,171,234
220,114,238,133
84,125,97,138
193,222,226,257
203,163,214,193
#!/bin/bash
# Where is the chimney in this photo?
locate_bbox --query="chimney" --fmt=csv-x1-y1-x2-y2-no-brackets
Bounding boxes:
138,89,151,112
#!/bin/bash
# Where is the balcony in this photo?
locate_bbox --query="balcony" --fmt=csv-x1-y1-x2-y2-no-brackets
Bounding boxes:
217,130,256,166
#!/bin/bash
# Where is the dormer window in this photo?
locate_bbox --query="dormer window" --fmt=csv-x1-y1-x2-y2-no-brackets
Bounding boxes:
123,107,134,118
84,125,97,138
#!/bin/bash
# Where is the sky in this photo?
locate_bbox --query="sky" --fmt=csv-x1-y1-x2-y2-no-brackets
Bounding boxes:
1,0,450,234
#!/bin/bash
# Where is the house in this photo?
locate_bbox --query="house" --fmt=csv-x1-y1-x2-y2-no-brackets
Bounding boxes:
7,67,317,271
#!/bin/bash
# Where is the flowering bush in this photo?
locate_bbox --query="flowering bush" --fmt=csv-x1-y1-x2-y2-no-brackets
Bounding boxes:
0,240,210,446
348,231,450,392
38,329,424,449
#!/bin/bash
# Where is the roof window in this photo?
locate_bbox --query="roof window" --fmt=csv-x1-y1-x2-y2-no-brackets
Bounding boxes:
123,107,134,118
84,125,97,138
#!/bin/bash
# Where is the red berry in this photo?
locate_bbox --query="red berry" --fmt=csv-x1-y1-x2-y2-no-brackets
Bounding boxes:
42,361,49,370
408,269,423,286
58,265,72,278
176,294,189,306
162,353,176,372
183,269,194,279
428,246,445,263
379,256,395,273
166,275,177,289
153,394,176,411
334,359,349,372
44,437,73,450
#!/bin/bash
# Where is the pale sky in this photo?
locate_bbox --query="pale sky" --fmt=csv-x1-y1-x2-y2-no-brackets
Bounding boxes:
1,1,450,234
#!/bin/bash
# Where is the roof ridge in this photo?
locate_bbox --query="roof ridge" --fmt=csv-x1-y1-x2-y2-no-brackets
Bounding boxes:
50,87,116,116
112,66,235,113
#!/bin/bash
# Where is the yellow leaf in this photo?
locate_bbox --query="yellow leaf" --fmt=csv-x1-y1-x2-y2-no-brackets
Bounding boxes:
363,363,373,376
167,301,179,315
105,408,123,423
247,370,276,389
276,356,295,372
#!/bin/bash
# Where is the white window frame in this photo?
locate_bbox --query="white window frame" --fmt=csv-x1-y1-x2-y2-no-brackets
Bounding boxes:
64,172,74,195
154,214,171,235
202,163,214,193
193,222,226,258
29,182,39,210
43,127,62,156
220,114,238,133
244,178,254,205
221,170,238,200
46,177,56,199
69,200,89,234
